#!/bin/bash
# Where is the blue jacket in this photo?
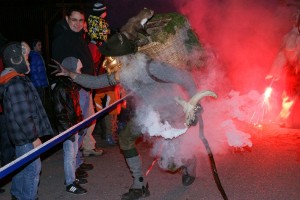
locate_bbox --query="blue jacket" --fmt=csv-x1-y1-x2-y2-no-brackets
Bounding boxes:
29,51,49,88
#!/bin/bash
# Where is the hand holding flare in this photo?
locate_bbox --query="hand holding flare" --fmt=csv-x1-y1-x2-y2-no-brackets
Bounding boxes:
174,90,217,127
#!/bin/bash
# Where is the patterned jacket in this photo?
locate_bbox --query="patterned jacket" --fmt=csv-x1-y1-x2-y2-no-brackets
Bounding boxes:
0,69,54,146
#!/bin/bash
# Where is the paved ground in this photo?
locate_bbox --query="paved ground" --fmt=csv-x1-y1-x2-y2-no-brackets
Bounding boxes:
0,123,300,200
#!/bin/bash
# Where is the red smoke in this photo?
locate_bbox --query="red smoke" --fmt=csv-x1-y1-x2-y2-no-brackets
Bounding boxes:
175,0,293,93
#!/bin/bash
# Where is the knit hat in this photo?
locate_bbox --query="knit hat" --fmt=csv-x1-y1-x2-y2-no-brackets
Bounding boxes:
62,57,78,72
99,33,136,56
91,1,107,17
2,42,28,74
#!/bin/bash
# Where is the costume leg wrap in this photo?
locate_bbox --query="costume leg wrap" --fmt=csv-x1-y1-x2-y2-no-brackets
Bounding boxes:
125,155,145,189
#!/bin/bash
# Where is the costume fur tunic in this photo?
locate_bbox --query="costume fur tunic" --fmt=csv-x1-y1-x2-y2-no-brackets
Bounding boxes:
74,53,197,132
73,53,199,169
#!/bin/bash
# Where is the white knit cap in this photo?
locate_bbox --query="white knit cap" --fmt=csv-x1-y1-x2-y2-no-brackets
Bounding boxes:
93,2,106,12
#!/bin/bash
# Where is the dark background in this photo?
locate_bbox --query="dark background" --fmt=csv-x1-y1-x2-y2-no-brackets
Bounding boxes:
0,0,177,63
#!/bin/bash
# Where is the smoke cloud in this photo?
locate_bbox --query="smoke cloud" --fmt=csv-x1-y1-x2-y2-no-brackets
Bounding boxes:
155,0,295,171
116,0,297,174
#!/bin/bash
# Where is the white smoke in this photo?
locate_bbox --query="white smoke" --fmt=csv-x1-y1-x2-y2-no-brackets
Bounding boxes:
135,105,188,139
115,0,296,172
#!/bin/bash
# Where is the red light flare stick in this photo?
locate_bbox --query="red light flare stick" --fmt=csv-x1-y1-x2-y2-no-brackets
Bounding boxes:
249,78,274,126
145,158,158,176
145,141,164,177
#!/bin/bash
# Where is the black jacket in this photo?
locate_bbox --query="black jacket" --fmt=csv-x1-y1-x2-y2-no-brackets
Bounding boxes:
52,77,83,141
52,19,94,75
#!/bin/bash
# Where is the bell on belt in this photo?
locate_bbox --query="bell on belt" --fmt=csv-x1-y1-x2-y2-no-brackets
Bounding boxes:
103,56,121,74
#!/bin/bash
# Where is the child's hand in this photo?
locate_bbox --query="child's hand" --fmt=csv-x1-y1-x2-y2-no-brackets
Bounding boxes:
33,138,42,148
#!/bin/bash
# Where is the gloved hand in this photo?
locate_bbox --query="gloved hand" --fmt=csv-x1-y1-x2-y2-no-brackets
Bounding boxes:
186,103,202,127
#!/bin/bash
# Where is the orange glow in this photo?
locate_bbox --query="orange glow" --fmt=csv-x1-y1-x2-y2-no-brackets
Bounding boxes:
279,95,294,120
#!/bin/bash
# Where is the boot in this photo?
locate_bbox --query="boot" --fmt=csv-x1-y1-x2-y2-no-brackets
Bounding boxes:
121,183,150,200
182,156,196,186
121,156,150,200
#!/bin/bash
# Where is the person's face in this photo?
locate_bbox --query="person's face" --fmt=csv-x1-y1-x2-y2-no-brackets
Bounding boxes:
66,11,85,32
76,59,83,74
100,11,107,19
21,41,31,74
34,41,42,52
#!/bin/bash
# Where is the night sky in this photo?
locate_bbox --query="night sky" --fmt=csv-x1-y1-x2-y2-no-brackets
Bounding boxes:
0,0,178,62
1,0,294,93
0,0,177,43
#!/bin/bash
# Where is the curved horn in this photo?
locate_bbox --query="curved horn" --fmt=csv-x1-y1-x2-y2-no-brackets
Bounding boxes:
189,90,217,106
174,96,187,107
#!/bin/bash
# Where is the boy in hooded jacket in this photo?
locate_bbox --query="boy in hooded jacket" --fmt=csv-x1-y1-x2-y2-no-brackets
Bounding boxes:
0,41,54,200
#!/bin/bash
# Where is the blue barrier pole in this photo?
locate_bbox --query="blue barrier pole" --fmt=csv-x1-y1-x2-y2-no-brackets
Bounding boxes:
0,93,130,179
